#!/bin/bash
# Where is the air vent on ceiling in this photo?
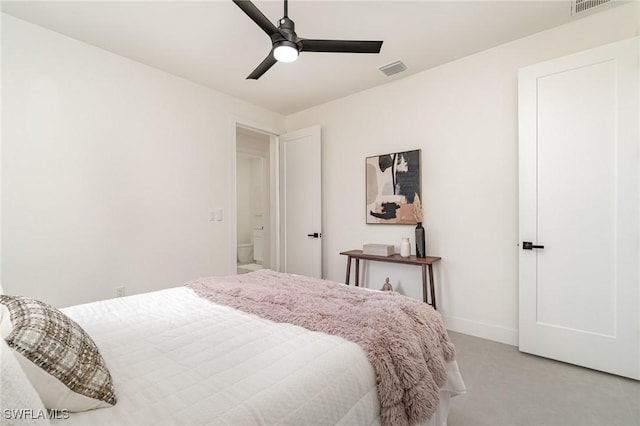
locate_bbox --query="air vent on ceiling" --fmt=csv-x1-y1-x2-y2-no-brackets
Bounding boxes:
571,0,611,15
379,60,407,77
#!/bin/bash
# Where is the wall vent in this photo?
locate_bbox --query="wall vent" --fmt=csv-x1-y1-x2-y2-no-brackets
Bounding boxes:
379,60,407,77
572,0,611,15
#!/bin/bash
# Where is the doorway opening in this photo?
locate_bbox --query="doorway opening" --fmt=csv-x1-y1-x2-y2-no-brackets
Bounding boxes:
236,127,273,274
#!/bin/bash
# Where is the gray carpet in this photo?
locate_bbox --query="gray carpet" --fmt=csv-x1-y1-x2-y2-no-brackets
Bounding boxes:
447,331,639,426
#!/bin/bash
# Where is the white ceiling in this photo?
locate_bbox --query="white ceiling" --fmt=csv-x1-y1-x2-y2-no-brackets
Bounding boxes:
1,0,619,115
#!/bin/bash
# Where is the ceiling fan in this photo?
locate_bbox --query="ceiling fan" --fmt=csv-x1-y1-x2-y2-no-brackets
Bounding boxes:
232,0,384,80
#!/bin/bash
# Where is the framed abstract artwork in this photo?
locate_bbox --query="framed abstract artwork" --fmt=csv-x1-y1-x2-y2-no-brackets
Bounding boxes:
366,149,421,224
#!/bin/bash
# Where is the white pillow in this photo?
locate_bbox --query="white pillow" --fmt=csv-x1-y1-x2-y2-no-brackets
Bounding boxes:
0,339,51,425
0,295,117,412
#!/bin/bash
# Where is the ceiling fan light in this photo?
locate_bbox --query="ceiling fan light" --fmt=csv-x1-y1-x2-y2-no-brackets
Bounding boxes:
274,42,298,63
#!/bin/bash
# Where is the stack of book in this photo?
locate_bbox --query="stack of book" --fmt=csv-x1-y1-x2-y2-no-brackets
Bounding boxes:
362,244,394,256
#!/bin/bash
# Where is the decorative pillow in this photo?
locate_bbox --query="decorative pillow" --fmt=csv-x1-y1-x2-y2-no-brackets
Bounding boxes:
0,295,117,412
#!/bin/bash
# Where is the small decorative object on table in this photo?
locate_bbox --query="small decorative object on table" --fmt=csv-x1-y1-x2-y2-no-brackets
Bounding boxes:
414,193,426,258
362,243,394,256
381,277,393,291
400,237,411,257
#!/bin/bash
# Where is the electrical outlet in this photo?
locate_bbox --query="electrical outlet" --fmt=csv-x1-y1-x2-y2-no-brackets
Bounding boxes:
116,286,125,298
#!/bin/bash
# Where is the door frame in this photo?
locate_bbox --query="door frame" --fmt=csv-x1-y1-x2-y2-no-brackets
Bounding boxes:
228,116,281,275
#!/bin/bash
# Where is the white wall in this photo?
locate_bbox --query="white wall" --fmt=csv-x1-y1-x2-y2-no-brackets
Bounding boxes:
236,156,253,245
236,130,270,262
236,155,265,244
0,13,3,292
1,14,285,307
285,3,640,345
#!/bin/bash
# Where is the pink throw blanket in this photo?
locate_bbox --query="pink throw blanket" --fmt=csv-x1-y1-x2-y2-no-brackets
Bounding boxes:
186,269,455,426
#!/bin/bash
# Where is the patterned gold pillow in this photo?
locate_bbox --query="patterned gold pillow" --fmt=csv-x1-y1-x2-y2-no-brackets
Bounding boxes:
0,295,117,412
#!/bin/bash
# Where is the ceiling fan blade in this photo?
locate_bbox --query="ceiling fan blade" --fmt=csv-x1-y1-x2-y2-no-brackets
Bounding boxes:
247,52,278,80
233,0,278,36
300,39,383,54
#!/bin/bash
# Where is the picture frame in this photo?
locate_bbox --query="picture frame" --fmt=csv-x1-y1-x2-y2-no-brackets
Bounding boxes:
366,149,421,225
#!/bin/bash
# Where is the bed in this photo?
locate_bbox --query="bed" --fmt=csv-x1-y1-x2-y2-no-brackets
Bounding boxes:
1,270,465,426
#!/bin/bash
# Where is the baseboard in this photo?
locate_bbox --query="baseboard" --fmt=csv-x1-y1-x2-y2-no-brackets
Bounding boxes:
442,315,518,346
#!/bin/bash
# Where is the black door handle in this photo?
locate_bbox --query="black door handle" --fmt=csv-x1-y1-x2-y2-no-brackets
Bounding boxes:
523,241,544,250
307,232,321,238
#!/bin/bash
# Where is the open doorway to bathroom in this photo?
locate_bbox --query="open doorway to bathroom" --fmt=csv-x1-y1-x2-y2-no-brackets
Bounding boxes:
236,127,271,274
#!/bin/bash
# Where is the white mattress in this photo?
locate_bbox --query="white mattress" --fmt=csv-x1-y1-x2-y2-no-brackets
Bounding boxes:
56,286,465,426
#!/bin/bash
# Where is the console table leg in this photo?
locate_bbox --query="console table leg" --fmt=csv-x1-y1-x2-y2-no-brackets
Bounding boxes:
421,265,428,304
428,264,436,310
345,256,352,285
355,259,360,287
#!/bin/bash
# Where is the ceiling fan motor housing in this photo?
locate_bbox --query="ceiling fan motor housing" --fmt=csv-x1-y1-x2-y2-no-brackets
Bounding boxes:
277,17,298,44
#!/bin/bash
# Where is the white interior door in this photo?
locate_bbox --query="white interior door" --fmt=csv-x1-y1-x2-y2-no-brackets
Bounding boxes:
518,37,639,379
280,125,322,278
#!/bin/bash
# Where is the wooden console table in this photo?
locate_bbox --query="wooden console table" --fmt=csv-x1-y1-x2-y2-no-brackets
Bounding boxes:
339,250,441,309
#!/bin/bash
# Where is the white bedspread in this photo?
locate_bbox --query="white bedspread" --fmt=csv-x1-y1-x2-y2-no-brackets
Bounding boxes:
54,286,464,426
